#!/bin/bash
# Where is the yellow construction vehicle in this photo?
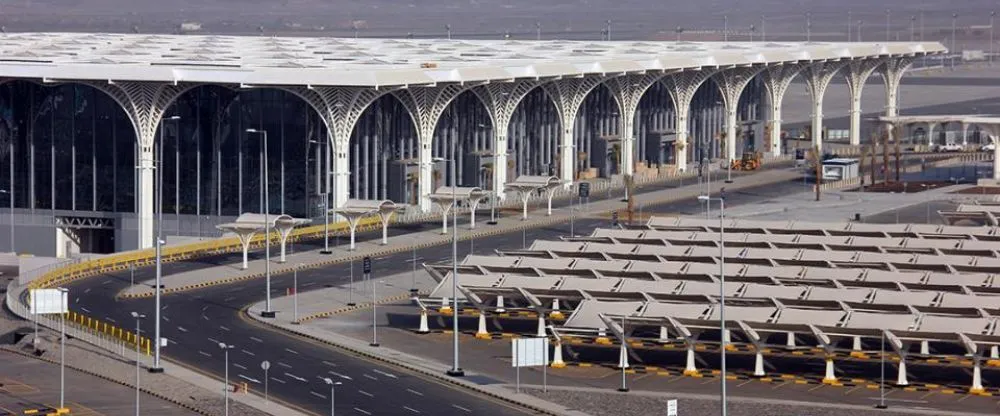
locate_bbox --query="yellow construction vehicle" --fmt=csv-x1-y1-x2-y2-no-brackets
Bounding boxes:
731,151,762,171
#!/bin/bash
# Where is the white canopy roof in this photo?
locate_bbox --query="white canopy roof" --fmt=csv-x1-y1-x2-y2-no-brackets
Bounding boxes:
0,33,944,87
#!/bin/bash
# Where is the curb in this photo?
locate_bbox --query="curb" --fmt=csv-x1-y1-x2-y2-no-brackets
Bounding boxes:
0,346,215,416
244,308,564,416
294,292,422,324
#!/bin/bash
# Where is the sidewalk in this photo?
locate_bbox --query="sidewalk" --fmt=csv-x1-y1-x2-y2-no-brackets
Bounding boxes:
121,168,801,299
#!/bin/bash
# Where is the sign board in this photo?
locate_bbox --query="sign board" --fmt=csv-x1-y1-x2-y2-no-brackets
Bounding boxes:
667,399,678,416
578,182,590,198
511,337,548,368
261,361,271,371
29,288,67,315
362,256,372,274
160,337,169,347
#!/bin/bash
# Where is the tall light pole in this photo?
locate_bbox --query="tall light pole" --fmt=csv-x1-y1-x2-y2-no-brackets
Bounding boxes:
131,312,146,416
320,192,331,254
806,12,811,42
991,12,996,65
952,13,958,70
724,15,728,42
445,130,463,378
848,10,852,41
886,9,891,42
761,15,766,42
246,129,275,318
910,16,916,42
218,343,234,416
446,24,452,40
606,19,612,41
536,22,541,40
698,193,727,416
858,20,864,42
323,378,341,416
152,114,179,373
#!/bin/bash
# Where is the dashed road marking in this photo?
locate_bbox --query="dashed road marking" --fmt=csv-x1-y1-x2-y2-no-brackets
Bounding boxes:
106,317,117,323
354,407,371,415
285,372,307,382
358,390,373,398
198,351,212,358
451,404,471,413
310,391,327,399
220,325,230,332
363,373,377,381
239,374,261,384
233,363,247,370
177,326,188,333
277,362,292,369
403,406,420,413
322,361,337,367
270,377,287,384
284,348,299,355
250,336,263,343
329,371,352,380
241,349,255,356
80,307,91,313
406,389,423,396
372,369,397,379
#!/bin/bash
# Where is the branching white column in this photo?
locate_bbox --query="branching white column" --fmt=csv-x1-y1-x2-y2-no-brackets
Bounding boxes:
760,64,805,157
880,57,915,119
712,67,763,162
543,77,610,180
662,70,716,172
472,81,539,198
606,74,669,176
844,59,883,146
86,81,192,249
418,142,433,211
801,62,847,153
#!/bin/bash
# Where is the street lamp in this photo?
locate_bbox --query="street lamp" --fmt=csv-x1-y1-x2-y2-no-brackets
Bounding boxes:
218,343,234,416
152,114,179,373
806,12,812,42
0,189,11,253
319,192,331,254
322,378,342,416
697,193,728,416
131,312,146,416
952,13,958,70
991,12,996,65
439,143,463,378
246,128,275,318
886,9,891,42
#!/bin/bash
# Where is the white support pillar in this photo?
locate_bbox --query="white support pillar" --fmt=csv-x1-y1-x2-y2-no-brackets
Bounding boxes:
536,315,546,338
713,68,761,163
663,71,715,173
418,142,434,212
277,225,294,263
468,198,482,230
991,345,999,359
496,295,505,313
810,95,825,152
620,119,636,176
844,59,881,146
475,312,490,339
137,147,155,249
852,336,862,351
971,361,985,394
683,343,698,375
822,357,837,384
518,191,531,220
896,357,909,386
345,216,361,251
558,142,575,186
849,97,862,146
881,58,915,120
994,137,1000,180
675,108,691,172
333,150,350,214
494,147,509,201
549,299,564,320
377,211,395,245
659,326,669,342
434,201,453,235
801,62,845,154
234,232,256,270
725,107,738,162
417,309,430,333
618,343,630,369
786,332,796,348
754,350,766,377
551,340,566,368
440,297,451,314
761,64,805,158
545,188,557,216
962,124,970,146
920,340,929,355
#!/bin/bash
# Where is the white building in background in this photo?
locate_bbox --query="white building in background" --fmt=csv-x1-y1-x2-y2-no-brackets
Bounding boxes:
0,33,943,255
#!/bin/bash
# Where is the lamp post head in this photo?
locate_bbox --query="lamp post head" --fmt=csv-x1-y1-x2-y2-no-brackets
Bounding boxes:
245,128,260,133
131,311,144,319
697,195,710,202
167,115,181,121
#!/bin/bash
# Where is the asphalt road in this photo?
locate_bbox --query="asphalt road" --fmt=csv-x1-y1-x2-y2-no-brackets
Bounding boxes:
58,164,920,415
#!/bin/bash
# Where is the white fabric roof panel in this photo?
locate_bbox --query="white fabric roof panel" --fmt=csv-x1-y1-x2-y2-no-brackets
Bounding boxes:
864,270,925,284
572,258,630,271
530,241,584,252
616,279,686,295
869,290,938,306
775,308,845,326
742,265,802,279
518,257,576,270
563,300,644,329
801,268,864,281
740,284,807,300
462,255,517,268
843,312,917,331
497,276,564,290
937,293,1000,309
640,302,710,320
919,316,994,335
805,287,872,303
707,305,776,322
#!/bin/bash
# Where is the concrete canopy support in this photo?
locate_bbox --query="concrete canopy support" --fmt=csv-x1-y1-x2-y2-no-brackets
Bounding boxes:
684,342,698,375
662,70,716,172
606,73,671,175
844,59,884,146
417,309,430,333
433,200,454,234
712,67,764,162
551,340,566,368
618,342,630,369
86,81,195,249
472,81,540,199
823,356,837,384
276,224,295,263
475,312,490,339
760,64,806,157
972,360,985,394
879,57,916,119
233,231,258,270
418,143,433,211
543,77,610,181
754,349,765,377
801,61,848,153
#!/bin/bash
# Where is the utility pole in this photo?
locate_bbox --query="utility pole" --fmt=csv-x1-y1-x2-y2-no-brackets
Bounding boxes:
813,144,822,201
806,12,812,42
952,13,958,70
761,15,766,42
848,10,852,41
886,9,891,42
991,12,996,65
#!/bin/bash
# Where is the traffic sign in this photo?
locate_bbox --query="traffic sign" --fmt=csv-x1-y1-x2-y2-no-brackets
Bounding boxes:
667,399,678,416
363,256,372,274
261,361,270,371
578,182,590,198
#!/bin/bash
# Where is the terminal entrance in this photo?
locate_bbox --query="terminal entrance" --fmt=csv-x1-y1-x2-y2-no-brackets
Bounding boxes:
55,216,116,256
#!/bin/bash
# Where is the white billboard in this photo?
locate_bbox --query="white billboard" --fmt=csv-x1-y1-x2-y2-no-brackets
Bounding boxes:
29,288,68,315
511,337,548,368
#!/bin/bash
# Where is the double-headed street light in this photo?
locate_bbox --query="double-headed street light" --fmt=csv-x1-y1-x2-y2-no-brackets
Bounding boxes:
322,378,342,416
697,193,728,416
218,343,235,416
131,312,146,416
246,128,275,318
152,114,179,374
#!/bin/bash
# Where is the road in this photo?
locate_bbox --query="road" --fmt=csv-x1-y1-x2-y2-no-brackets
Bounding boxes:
59,166,914,415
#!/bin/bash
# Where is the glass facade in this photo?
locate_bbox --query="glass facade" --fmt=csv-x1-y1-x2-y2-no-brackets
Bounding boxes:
0,81,136,213
161,86,330,219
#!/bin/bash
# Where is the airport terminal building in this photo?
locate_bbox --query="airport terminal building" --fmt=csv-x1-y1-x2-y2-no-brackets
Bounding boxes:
0,33,941,255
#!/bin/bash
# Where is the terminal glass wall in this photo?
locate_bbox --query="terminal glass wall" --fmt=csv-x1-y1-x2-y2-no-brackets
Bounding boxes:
0,81,136,213
162,86,331,219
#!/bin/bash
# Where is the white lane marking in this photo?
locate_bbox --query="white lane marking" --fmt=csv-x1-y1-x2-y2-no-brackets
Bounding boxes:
198,351,212,357
353,408,371,415
284,372,307,383
250,337,263,343
84,288,92,294
322,361,337,367
106,317,117,324
224,297,236,302
310,391,327,399
202,315,209,321
451,404,471,413
284,348,299,355
219,325,230,332
207,337,220,344
406,389,423,396
201,306,209,312
402,406,420,413
358,390,373,398
233,363,247,370
239,374,261,384
177,326,188,333
231,287,245,292
162,317,169,322
328,371,352,380
270,377,287,384
372,369,397,379
277,362,292,369
167,339,178,345
241,349,255,356
302,282,317,287
162,305,169,311
102,280,112,285
80,307,91,313
363,374,377,381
